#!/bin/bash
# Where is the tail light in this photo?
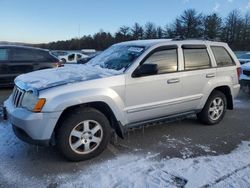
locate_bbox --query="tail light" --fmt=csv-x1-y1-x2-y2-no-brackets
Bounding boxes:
55,61,64,67
237,67,241,80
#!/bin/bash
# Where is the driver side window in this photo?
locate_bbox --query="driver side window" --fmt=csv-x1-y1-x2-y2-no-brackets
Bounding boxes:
144,49,178,74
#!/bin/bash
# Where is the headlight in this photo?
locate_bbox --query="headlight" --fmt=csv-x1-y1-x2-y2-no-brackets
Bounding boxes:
21,91,46,112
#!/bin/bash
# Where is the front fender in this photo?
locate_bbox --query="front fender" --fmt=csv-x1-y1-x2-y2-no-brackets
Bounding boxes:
42,88,126,124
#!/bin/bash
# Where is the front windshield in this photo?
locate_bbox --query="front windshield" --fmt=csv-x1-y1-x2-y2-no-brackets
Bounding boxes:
88,44,146,71
240,54,250,59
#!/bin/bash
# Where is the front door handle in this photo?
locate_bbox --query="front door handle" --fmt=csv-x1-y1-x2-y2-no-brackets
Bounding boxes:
206,73,215,78
167,78,180,84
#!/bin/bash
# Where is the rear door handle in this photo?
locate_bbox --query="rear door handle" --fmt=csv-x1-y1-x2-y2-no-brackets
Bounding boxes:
167,78,180,84
206,73,215,78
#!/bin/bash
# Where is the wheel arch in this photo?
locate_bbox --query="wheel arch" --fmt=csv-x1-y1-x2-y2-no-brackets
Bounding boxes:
211,85,233,110
54,101,124,140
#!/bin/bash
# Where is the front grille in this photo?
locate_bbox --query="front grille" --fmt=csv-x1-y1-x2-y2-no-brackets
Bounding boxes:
243,70,250,76
12,86,25,107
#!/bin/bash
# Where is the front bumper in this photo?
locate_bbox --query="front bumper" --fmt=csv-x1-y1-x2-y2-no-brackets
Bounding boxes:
4,97,61,145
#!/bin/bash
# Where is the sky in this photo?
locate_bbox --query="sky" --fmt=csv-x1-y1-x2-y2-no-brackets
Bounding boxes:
0,0,250,44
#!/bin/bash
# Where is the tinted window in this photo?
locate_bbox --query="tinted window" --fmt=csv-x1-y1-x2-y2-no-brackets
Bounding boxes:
211,46,235,66
68,54,75,61
183,48,210,70
144,49,178,74
10,48,52,62
0,49,9,61
88,45,146,71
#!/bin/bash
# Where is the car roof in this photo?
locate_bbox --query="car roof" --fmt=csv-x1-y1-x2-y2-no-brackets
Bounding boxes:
118,39,227,48
0,45,49,52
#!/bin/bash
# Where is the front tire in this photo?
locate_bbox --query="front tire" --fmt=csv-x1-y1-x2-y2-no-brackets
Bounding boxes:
197,90,227,125
57,107,111,161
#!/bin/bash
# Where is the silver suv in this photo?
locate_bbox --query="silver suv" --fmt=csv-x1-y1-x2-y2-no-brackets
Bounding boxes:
4,39,241,161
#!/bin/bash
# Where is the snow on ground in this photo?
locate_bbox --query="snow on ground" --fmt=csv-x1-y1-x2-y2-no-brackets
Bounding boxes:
0,120,250,187
234,98,250,109
58,141,250,188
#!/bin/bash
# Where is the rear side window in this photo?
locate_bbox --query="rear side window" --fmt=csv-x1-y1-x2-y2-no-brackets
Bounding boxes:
183,48,211,70
211,46,235,67
10,48,56,62
0,49,9,61
144,49,178,74
68,54,75,61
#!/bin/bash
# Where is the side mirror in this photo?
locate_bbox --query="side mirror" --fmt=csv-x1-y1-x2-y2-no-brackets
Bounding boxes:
133,64,158,77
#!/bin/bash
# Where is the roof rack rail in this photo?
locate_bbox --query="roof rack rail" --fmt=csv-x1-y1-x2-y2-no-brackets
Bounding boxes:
172,36,219,41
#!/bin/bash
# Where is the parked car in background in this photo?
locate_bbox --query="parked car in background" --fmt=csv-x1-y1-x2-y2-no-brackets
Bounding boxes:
77,51,102,64
58,52,88,63
81,49,96,56
50,50,68,57
240,62,250,92
238,52,250,65
4,39,240,161
0,45,60,87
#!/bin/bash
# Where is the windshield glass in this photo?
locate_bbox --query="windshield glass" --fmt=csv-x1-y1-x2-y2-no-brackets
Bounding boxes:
88,44,146,71
240,54,250,59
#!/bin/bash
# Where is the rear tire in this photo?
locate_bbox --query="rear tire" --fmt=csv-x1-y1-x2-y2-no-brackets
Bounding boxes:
57,107,111,161
61,58,66,63
197,90,227,125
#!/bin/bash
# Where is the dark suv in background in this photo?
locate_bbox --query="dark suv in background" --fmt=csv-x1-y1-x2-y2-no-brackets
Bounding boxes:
0,45,59,87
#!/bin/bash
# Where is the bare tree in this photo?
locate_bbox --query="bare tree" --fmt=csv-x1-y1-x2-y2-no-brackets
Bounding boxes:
37,9,250,51
179,9,203,38
240,12,250,50
131,23,144,40
203,13,222,39
144,22,157,39
115,26,132,42
156,26,164,38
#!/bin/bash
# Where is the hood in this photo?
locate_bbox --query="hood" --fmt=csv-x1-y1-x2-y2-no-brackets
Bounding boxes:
15,64,123,91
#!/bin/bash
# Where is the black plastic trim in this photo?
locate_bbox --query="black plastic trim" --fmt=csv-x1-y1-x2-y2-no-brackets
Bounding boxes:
182,44,207,49
12,125,50,146
121,111,198,133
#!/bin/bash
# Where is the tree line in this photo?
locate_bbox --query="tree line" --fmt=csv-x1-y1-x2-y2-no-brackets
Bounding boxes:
37,9,250,51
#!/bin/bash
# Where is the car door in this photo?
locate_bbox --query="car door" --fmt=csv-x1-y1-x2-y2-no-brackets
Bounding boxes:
125,45,183,123
181,44,216,111
9,47,35,78
0,47,11,86
76,54,82,61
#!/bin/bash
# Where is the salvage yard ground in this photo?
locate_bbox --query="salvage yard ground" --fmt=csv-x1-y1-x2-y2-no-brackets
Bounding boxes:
0,90,250,187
